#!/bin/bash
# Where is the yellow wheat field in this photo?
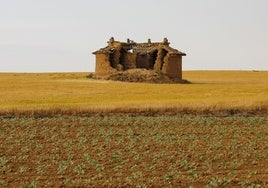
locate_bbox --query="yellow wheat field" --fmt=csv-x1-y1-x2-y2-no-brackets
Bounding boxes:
0,71,267,115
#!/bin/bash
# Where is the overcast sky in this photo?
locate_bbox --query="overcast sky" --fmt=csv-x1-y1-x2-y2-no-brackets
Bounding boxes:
0,0,268,72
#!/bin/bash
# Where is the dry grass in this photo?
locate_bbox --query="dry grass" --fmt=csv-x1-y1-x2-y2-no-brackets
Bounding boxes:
0,71,267,116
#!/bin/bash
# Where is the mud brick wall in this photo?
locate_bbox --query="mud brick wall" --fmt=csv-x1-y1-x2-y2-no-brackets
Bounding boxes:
136,54,150,69
120,53,136,70
162,55,182,79
154,48,167,71
95,54,116,75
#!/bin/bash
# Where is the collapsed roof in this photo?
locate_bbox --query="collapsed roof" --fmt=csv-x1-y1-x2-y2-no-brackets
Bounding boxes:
93,37,186,56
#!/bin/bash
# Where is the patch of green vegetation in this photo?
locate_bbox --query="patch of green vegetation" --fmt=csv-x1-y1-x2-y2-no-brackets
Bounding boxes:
0,115,267,187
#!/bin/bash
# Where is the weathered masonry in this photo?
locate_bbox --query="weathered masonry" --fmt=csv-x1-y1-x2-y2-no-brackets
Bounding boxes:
92,37,186,80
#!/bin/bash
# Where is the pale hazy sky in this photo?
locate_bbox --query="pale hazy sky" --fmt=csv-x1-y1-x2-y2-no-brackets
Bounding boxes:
0,0,268,72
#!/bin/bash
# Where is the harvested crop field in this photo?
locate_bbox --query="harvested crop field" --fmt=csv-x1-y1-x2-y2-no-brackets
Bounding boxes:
0,71,267,116
0,115,267,187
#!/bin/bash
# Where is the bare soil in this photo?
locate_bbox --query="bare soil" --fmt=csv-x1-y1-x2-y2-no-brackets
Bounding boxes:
0,115,267,187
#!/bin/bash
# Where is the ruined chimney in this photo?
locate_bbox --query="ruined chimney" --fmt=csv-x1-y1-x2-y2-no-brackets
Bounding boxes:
127,38,130,43
108,37,115,45
162,37,170,46
148,38,151,43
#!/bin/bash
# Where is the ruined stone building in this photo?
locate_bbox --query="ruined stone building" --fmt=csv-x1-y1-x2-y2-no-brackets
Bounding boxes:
92,37,186,80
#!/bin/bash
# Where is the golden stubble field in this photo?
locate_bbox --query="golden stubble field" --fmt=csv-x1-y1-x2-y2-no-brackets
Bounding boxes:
0,71,267,115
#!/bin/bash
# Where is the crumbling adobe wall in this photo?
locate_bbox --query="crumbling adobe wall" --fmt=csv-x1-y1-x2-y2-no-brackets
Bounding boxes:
136,54,151,69
95,54,117,75
120,52,136,70
162,55,182,79
154,48,167,71
109,42,121,69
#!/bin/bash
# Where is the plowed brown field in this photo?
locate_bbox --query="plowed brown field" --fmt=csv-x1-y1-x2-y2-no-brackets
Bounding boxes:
0,116,267,187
